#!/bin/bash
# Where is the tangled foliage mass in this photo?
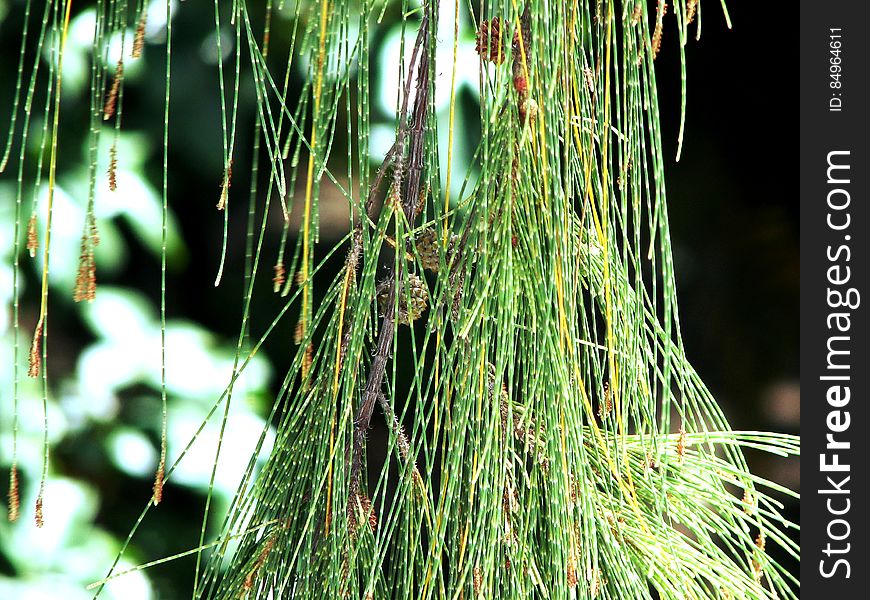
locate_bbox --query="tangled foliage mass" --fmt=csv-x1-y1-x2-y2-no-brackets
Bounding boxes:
3,0,797,598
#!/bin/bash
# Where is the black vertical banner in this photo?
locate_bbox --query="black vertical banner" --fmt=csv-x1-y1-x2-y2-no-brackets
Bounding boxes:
801,1,870,596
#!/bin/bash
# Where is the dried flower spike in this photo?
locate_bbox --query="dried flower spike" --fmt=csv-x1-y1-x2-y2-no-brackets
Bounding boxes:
273,261,286,293
132,11,147,59
676,425,686,463
742,488,754,514
103,59,123,120
301,343,313,381
152,460,165,505
631,3,643,26
26,214,38,258
475,17,508,64
652,2,668,59
73,232,97,303
385,180,402,210
752,557,764,583
473,564,483,595
687,0,698,25
7,465,19,522
108,144,118,191
28,318,43,378
415,183,429,218
588,566,601,598
567,560,578,588
90,217,100,246
584,66,596,94
35,495,44,528
348,493,377,539
217,159,233,210
243,535,276,590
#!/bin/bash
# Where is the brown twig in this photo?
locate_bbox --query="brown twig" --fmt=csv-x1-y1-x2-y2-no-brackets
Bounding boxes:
348,8,433,502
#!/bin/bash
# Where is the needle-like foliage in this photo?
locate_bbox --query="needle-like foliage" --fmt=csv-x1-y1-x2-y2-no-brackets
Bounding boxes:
3,1,798,599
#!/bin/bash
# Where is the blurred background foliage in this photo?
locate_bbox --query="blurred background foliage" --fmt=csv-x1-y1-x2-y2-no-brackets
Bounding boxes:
0,0,796,597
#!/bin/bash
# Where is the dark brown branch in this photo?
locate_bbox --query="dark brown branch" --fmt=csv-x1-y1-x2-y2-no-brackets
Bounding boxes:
347,10,433,501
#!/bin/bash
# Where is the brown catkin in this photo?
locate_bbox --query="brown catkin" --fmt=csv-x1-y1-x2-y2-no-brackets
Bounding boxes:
302,344,313,382
511,8,532,123
742,488,754,514
132,12,147,59
755,531,766,552
90,217,100,246
631,3,643,25
752,558,764,583
687,0,698,24
589,567,601,598
584,66,596,95
244,535,276,590
415,182,429,217
473,564,482,595
348,493,377,539
108,144,118,191
103,59,123,120
676,425,686,463
358,494,377,533
152,460,164,505
28,318,43,378
273,262,286,293
396,423,411,462
26,214,38,258
217,159,233,210
73,233,97,303
7,465,19,522
652,2,667,59
567,560,578,588
385,180,401,210
35,494,44,528
598,381,612,418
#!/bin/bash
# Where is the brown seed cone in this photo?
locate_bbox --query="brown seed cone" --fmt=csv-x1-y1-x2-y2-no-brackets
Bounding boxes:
415,228,441,272
475,18,508,64
378,273,429,325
